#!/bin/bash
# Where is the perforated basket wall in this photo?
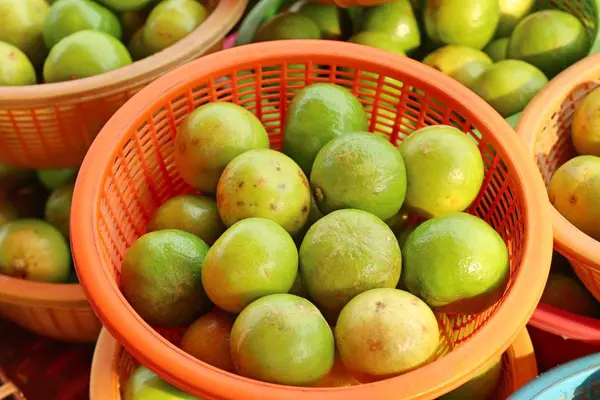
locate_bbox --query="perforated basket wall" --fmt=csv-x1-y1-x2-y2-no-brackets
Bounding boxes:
0,0,246,169
71,41,552,400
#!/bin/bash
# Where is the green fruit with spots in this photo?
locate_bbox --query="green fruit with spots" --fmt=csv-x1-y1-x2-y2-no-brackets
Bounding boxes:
296,2,350,40
0,164,36,192
254,12,321,42
335,288,439,378
358,0,421,54
36,168,78,191
507,10,589,78
403,212,509,313
483,37,509,62
0,0,49,66
541,272,600,317
496,0,534,38
349,31,406,56
472,59,548,118
174,102,269,195
399,125,484,218
570,86,600,157
440,356,502,399
216,149,311,236
124,366,200,400
284,83,369,175
299,209,402,313
423,45,493,89
148,194,225,245
43,0,122,49
97,0,153,12
202,218,298,313
0,199,17,226
0,41,36,86
121,229,211,327
143,0,207,54
43,30,132,83
0,219,71,283
230,293,335,386
424,0,500,50
44,182,74,238
310,132,407,221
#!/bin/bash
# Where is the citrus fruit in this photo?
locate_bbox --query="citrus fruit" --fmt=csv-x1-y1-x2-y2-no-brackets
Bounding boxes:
36,168,78,191
43,30,132,83
349,31,407,56
128,28,153,61
0,219,71,283
44,182,74,238
440,356,503,399
335,288,439,378
424,0,500,50
471,59,548,118
124,366,199,400
284,83,368,175
483,37,509,62
0,41,36,86
143,0,207,54
201,218,298,313
120,9,148,41
548,155,600,241
402,212,510,313
121,229,211,327
147,194,225,245
495,0,534,38
423,45,493,89
571,87,600,157
299,209,402,313
0,0,49,66
216,149,311,236
254,12,321,42
230,293,335,386
43,0,122,49
399,125,484,218
541,272,600,317
310,132,407,221
174,102,269,194
97,0,153,12
180,308,236,372
296,2,350,40
507,10,589,78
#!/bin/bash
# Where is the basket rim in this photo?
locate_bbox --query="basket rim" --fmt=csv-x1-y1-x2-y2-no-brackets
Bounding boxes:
530,303,600,344
0,274,89,304
71,40,553,400
517,52,600,270
0,0,247,107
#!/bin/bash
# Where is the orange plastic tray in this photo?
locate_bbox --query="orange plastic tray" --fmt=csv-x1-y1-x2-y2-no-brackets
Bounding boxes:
518,53,600,303
0,0,246,169
71,40,553,400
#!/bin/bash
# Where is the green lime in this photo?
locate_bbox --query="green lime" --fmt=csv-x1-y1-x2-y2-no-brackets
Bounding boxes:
423,45,493,89
571,86,600,157
124,366,200,400
44,182,74,238
541,272,600,317
254,12,321,42
483,37,509,62
97,0,153,12
495,0,534,37
349,31,407,56
296,2,349,40
0,0,49,66
36,168,78,191
0,41,36,86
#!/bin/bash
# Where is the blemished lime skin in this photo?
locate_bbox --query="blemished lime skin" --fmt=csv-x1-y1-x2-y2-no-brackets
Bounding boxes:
143,0,207,54
0,0,49,66
124,366,200,400
483,37,509,62
216,149,311,236
439,356,503,400
472,59,548,118
0,219,71,283
0,41,36,86
423,45,493,89
230,293,335,386
147,194,225,245
43,30,132,83
174,102,269,195
254,12,321,42
121,229,211,328
310,132,407,221
402,212,510,314
548,155,600,241
541,272,600,318
299,209,402,314
284,83,369,176
571,87,600,157
44,182,74,238
424,0,500,50
507,10,589,79
43,0,122,49
335,288,440,378
358,0,421,54
201,218,298,313
399,125,484,218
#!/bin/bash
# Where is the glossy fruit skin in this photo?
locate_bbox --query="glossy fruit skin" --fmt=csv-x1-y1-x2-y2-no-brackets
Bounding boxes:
143,0,208,54
349,31,406,56
571,86,600,157
495,0,535,38
423,45,493,89
254,12,321,42
96,0,153,12
296,2,349,40
44,182,74,238
424,0,500,50
36,168,78,191
0,0,49,66
230,293,335,386
0,41,36,86
43,0,122,49
483,37,509,62
124,366,198,400
507,10,589,79
43,30,132,83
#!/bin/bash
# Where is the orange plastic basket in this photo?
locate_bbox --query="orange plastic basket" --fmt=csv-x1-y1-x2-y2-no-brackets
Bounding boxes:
0,277,101,342
0,0,246,170
71,41,553,400
89,327,538,399
517,53,600,304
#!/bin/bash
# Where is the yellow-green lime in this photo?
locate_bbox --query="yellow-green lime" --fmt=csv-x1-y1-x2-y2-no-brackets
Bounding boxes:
571,87,600,157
